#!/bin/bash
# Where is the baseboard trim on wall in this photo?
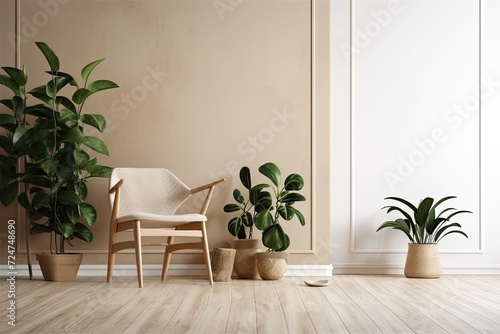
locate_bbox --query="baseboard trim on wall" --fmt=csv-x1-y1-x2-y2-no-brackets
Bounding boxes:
0,264,334,278
332,264,500,275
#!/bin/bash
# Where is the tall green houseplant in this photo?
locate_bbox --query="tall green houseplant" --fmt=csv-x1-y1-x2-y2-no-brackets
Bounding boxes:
0,42,118,254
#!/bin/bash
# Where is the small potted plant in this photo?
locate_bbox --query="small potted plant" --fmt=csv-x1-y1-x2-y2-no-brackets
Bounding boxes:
377,196,472,278
0,42,118,281
223,166,262,279
225,162,306,280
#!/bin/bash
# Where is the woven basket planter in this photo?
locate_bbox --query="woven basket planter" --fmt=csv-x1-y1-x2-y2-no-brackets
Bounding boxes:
404,244,441,279
211,242,236,282
256,251,288,280
233,239,261,279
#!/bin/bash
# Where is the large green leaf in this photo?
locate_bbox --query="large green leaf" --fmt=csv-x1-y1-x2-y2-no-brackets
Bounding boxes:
35,42,60,72
376,218,415,243
259,162,281,187
21,173,51,188
81,114,106,132
239,166,251,190
57,96,77,114
0,182,19,206
0,74,19,94
40,158,57,176
29,86,53,105
31,190,51,210
294,208,306,226
12,95,25,121
384,196,418,213
57,190,83,205
81,59,104,81
73,149,90,166
86,164,112,178
232,189,244,204
87,79,118,93
281,192,306,203
278,204,295,221
1,66,27,86
72,88,92,104
12,126,27,144
74,223,93,243
223,203,241,213
82,136,109,155
61,127,84,143
284,173,304,191
254,209,273,231
60,222,75,239
241,212,253,227
0,114,16,126
227,217,242,237
415,197,433,227
80,203,97,226
60,108,78,122
262,224,289,251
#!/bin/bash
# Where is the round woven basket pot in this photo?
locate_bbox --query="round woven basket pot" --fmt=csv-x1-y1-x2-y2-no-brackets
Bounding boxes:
255,251,288,280
404,243,441,279
233,239,261,279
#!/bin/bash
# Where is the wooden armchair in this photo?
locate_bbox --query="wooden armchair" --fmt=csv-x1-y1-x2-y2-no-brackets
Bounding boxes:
107,167,224,287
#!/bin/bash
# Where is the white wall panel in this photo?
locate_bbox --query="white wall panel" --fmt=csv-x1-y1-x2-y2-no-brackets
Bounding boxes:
331,0,499,273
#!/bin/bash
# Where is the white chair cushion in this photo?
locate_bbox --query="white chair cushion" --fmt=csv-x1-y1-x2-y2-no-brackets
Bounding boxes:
117,212,207,225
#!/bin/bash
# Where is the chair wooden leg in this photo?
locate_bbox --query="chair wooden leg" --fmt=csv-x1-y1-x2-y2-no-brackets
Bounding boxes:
201,222,213,285
161,236,174,281
134,221,143,288
107,252,116,283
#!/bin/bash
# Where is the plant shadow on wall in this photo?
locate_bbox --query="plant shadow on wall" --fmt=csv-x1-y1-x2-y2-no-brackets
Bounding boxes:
224,162,306,280
376,196,472,278
0,42,118,281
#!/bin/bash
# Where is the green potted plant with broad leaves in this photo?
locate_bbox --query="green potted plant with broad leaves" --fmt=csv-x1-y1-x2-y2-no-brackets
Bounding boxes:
0,42,118,281
224,162,306,280
377,196,472,278
223,166,263,279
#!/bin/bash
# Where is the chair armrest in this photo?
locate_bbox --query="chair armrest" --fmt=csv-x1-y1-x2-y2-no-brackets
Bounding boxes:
190,178,225,194
109,179,124,194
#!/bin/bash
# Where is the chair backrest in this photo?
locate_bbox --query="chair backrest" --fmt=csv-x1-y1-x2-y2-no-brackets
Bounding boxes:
109,168,192,216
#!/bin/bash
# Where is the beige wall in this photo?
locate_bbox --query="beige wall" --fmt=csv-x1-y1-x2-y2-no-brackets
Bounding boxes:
0,0,329,267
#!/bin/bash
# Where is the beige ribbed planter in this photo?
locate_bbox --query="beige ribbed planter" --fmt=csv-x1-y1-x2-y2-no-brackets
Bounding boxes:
36,253,83,281
404,244,441,279
256,251,288,280
233,239,261,279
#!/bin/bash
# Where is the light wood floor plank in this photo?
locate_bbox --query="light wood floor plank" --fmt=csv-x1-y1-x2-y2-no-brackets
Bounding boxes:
190,281,232,334
291,276,349,334
253,280,288,334
2,275,500,334
319,278,382,333
334,275,414,334
350,275,448,334
224,279,257,334
273,277,316,333
391,276,500,333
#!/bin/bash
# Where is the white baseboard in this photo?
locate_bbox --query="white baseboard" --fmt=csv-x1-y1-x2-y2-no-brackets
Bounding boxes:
0,264,334,278
5,264,497,278
332,263,500,275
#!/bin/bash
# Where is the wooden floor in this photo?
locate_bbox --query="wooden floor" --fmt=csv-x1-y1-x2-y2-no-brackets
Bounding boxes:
2,275,500,333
